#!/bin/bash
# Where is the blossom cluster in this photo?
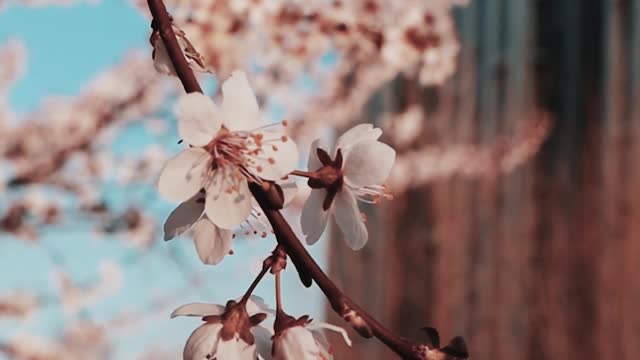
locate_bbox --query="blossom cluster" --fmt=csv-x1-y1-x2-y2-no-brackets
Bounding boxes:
136,0,471,139
154,68,403,358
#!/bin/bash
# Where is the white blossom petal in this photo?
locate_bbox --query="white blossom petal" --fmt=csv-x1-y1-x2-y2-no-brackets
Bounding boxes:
307,139,324,171
216,338,256,360
253,325,274,360
183,323,222,360
163,194,205,241
222,70,261,131
193,217,234,265
273,326,321,360
342,140,395,188
157,148,211,203
335,124,382,155
204,169,252,229
280,181,298,206
171,303,225,318
301,189,330,245
175,93,222,146
246,130,298,180
245,295,276,316
334,189,368,250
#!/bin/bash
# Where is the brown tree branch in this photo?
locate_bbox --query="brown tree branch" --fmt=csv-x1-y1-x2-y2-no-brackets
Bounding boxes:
145,1,442,358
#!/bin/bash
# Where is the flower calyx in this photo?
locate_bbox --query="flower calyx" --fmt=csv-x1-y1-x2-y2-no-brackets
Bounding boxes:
274,310,312,337
203,299,268,346
307,148,344,210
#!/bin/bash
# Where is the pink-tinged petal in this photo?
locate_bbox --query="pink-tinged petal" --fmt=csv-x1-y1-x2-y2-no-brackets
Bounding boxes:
216,337,256,360
193,217,234,265
157,148,211,203
175,93,222,146
273,326,321,360
204,170,252,229
301,189,330,245
334,189,368,250
183,323,222,360
171,302,225,318
246,130,298,181
222,70,261,131
334,124,382,155
280,181,298,206
342,140,396,188
163,194,205,241
307,139,325,171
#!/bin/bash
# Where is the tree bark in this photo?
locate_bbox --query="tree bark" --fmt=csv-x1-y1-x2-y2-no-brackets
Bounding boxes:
327,1,640,359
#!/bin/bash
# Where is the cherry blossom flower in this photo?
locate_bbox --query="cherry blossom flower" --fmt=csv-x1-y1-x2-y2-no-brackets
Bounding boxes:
171,296,273,360
157,70,298,230
301,124,395,250
272,316,351,360
163,182,297,265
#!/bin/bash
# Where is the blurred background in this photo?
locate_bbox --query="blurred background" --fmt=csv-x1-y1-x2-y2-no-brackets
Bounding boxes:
0,0,638,359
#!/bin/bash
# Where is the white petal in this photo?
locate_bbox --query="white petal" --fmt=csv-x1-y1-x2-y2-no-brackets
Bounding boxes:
280,181,298,206
246,130,298,181
253,326,274,360
309,322,352,347
163,194,205,241
342,140,395,188
157,148,211,203
273,326,320,360
307,139,326,171
204,170,252,229
175,93,222,146
334,189,368,250
171,302,225,318
183,323,222,360
222,70,261,131
245,295,276,316
335,124,382,154
216,338,256,360
301,189,330,245
193,217,234,265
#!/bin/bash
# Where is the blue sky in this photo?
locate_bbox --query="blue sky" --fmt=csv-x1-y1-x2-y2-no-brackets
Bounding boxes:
0,2,327,358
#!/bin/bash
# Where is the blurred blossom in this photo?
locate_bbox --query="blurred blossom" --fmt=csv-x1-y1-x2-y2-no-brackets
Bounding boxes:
382,105,424,149
0,53,167,189
134,0,469,138
0,38,25,127
1,0,99,9
0,291,38,318
51,260,123,314
389,114,552,191
1,322,109,360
